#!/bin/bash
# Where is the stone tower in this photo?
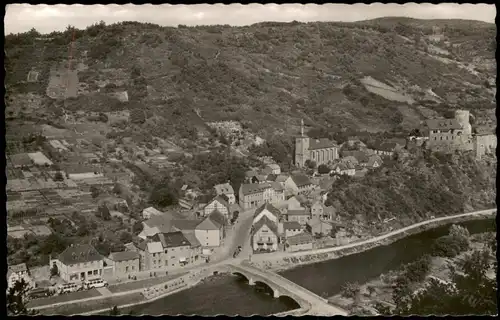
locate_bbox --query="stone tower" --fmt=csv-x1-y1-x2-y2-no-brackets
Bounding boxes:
295,119,310,167
455,110,472,135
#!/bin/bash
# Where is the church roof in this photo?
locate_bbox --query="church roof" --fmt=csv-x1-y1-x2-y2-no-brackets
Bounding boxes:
309,138,338,150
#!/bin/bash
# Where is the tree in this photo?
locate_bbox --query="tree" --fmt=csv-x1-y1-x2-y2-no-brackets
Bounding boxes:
119,231,133,243
53,171,64,181
97,205,111,221
7,279,38,315
50,262,59,278
149,186,177,207
340,282,361,299
304,159,317,169
132,221,143,235
317,164,330,174
90,186,100,198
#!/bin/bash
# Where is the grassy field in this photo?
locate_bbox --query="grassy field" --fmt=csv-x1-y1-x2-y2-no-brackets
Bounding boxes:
27,288,102,308
107,272,188,294
38,292,146,315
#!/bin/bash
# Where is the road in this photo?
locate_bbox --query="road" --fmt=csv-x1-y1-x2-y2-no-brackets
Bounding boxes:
30,208,495,312
251,208,497,261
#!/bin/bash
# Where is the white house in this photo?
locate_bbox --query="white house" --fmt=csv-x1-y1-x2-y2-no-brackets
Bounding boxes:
253,203,280,225
50,244,104,283
213,182,236,205
252,216,279,252
7,263,34,290
265,163,281,175
203,196,230,220
195,211,226,247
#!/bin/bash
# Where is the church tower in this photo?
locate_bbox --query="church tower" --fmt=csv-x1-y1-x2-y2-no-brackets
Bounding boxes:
295,119,310,167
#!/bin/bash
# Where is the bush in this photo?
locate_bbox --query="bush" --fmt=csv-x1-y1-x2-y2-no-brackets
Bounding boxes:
317,164,330,174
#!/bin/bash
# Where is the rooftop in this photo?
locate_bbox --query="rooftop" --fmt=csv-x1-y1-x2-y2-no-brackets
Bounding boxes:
171,219,201,231
253,215,278,234
9,263,28,274
426,119,463,131
287,209,309,216
254,203,281,219
308,138,338,151
214,182,235,195
283,221,302,230
57,244,103,265
291,174,313,187
151,231,192,248
108,251,140,262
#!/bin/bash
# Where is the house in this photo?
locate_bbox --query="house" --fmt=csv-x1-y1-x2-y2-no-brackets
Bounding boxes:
306,217,333,237
253,203,281,224
239,182,284,210
342,151,370,166
310,201,326,220
252,216,279,252
286,232,314,252
108,251,140,279
203,196,230,220
423,110,473,152
285,174,315,196
251,174,268,184
283,221,303,238
142,207,164,220
213,182,236,204
139,215,175,240
265,163,281,175
195,210,226,247
50,244,104,282
285,209,310,226
286,196,305,210
341,156,359,166
366,154,383,169
7,263,34,290
245,170,259,183
133,231,202,272
371,141,402,157
331,162,355,176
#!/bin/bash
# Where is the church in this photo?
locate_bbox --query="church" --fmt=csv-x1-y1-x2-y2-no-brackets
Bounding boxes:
295,120,340,168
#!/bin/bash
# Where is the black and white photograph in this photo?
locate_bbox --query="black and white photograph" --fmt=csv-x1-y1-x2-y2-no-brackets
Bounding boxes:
5,3,497,316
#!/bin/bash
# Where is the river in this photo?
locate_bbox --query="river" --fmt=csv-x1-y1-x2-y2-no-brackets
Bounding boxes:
129,218,495,315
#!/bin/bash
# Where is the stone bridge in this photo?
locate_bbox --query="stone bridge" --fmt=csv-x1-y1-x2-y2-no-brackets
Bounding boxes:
225,262,348,316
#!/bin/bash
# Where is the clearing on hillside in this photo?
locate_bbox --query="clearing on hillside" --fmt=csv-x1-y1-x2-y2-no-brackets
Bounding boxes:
360,76,415,104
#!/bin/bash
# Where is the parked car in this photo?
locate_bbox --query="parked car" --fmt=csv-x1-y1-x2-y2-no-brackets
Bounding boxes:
28,287,50,299
84,279,108,289
58,282,83,294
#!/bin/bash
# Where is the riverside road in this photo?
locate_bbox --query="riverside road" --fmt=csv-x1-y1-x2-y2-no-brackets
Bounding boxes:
31,208,496,314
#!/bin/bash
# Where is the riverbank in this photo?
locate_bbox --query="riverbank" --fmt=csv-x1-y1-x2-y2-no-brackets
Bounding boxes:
250,209,496,273
328,230,496,315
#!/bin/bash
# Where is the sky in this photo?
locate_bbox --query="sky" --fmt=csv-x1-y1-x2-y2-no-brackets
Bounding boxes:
5,3,496,35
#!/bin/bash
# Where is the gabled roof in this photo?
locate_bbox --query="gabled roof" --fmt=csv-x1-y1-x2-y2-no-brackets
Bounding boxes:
255,175,268,182
254,203,281,219
426,118,462,130
206,196,230,210
283,221,302,230
341,156,359,165
57,244,103,265
245,170,258,178
240,183,271,196
171,219,201,231
208,210,227,227
291,174,313,187
253,215,278,234
287,209,309,216
214,182,234,195
309,138,338,150
9,263,28,274
275,175,290,183
142,207,164,216
151,231,192,248
267,173,278,181
367,154,383,167
287,232,314,246
271,181,284,191
143,215,175,233
181,231,201,247
342,151,369,164
109,251,140,262
307,217,332,227
147,242,163,253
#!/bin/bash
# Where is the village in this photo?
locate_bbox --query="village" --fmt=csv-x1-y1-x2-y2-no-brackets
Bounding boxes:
7,96,497,307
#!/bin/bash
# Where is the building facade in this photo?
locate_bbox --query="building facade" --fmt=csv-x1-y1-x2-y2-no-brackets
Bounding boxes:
295,119,339,167
50,244,104,283
108,251,140,279
239,182,285,210
252,216,279,252
203,196,230,220
213,183,236,205
7,263,34,289
286,232,314,252
424,110,473,152
474,133,497,159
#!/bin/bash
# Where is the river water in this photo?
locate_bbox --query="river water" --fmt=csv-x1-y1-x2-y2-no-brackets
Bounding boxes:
130,218,495,315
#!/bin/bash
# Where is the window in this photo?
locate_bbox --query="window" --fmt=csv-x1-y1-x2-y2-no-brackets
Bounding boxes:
126,266,129,272
165,260,168,266
164,250,168,253
132,266,135,270
87,270,92,276
171,256,175,259
93,270,98,275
